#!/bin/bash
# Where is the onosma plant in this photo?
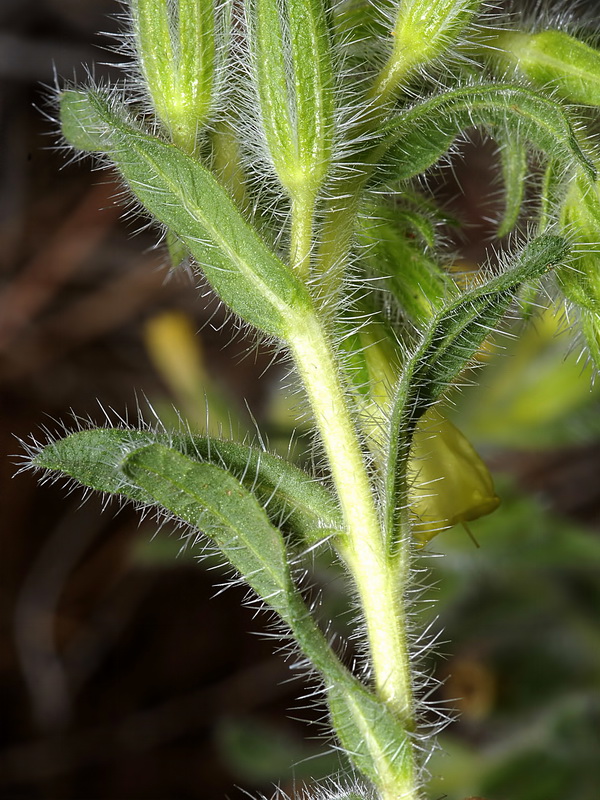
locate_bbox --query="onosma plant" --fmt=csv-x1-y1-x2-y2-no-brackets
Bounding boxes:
23,0,600,797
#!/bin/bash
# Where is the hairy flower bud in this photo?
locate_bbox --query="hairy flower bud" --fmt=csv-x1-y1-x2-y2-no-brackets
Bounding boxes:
132,0,217,154
375,0,481,97
495,29,600,106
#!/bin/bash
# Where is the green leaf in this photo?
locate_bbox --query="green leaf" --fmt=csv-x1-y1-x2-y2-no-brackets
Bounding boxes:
34,426,418,789
403,234,568,417
498,134,528,237
382,234,570,549
174,435,343,543
123,443,294,613
375,84,595,185
249,0,334,196
33,428,342,545
60,90,114,153
34,428,155,502
59,90,312,337
327,682,413,793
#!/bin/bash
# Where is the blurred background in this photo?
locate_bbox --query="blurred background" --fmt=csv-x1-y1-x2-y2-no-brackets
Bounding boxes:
1,2,600,799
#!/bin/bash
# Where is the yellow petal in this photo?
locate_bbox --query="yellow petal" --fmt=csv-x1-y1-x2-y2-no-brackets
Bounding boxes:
409,406,500,544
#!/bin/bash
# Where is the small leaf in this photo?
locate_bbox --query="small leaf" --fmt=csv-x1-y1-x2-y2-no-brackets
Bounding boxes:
375,84,595,185
59,90,312,337
498,134,528,237
382,234,570,548
402,235,569,413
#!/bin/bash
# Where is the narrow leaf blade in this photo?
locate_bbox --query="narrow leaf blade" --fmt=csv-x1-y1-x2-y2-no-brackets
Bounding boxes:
33,428,342,545
123,443,293,613
376,84,595,185
383,234,570,549
59,90,312,337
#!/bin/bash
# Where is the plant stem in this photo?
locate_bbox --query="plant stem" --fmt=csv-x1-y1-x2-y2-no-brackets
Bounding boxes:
288,309,417,732
290,188,315,279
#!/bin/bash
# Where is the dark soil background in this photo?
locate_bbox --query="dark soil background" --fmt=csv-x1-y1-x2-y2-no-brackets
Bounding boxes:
1,3,600,800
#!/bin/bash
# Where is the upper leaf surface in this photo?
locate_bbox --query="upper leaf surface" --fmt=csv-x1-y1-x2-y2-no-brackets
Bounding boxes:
375,84,595,184
382,234,570,549
33,428,342,545
59,90,312,338
123,443,292,613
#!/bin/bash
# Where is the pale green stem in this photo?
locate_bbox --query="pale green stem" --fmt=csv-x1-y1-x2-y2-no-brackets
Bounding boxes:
290,188,315,280
288,310,416,726
171,125,198,158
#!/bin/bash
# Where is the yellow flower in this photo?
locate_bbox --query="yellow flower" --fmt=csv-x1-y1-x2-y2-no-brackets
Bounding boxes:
409,406,499,544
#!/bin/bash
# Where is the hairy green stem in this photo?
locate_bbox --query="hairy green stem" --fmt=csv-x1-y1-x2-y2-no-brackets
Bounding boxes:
288,309,418,795
290,189,315,279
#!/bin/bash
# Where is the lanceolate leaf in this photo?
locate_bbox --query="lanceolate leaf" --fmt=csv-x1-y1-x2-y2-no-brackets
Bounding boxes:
382,234,570,549
59,90,312,337
123,443,294,613
374,84,595,185
33,428,342,545
498,134,528,237
176,435,343,542
33,427,410,789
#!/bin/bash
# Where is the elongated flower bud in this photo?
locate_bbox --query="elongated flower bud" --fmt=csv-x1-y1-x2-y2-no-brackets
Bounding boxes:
249,0,334,198
375,0,481,98
409,407,499,544
132,0,217,154
495,29,600,107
